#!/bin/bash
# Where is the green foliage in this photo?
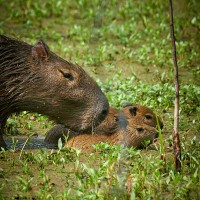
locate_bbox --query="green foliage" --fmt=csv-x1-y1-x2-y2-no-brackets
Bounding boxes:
0,0,199,199
1,140,199,199
98,72,200,113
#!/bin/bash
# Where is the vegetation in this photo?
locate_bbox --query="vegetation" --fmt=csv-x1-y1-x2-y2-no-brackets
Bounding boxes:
0,0,199,199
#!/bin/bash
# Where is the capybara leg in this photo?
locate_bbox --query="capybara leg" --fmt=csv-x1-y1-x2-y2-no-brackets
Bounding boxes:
0,119,8,150
0,131,7,150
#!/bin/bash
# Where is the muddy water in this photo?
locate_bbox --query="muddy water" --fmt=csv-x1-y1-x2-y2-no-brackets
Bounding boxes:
4,135,57,150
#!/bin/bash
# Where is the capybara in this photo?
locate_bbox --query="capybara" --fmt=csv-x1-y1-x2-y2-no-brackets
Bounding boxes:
122,104,164,129
44,107,120,145
45,105,162,151
44,124,73,145
65,105,160,151
0,35,109,149
65,124,158,152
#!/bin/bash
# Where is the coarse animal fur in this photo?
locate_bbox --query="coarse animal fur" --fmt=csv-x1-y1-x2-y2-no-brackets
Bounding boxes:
0,35,109,149
45,105,163,151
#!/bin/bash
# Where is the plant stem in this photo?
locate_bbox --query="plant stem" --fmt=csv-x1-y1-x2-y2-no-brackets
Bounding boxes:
168,0,181,172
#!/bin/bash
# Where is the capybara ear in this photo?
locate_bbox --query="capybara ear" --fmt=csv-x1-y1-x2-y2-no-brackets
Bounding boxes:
32,40,49,64
129,106,137,116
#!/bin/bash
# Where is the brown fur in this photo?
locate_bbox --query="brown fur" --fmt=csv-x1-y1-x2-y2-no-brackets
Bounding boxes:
44,107,119,145
0,35,109,149
122,105,163,129
95,107,119,134
65,125,157,152
45,105,162,151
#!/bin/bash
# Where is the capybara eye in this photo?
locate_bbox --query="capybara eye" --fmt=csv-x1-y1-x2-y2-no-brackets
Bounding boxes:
145,114,152,120
136,127,144,132
129,107,137,116
59,69,74,81
63,73,73,80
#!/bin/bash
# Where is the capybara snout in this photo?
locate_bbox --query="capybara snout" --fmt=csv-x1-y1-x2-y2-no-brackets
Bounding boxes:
93,92,109,129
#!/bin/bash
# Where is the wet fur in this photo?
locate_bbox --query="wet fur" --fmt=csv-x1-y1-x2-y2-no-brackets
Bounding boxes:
45,105,163,151
0,35,109,149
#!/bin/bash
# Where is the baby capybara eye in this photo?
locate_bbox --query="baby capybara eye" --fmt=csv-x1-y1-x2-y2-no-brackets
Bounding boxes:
129,107,137,116
145,114,152,120
136,127,144,132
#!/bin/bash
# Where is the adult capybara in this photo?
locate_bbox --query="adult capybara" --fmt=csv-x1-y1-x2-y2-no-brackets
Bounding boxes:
45,105,162,151
0,35,109,149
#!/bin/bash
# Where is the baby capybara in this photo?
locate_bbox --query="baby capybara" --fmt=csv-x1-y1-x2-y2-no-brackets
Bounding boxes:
65,105,160,151
122,104,163,129
0,35,109,149
45,105,163,151
65,124,158,152
44,107,120,145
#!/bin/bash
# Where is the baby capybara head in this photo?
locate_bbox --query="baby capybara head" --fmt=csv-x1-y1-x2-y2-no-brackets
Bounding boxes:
0,35,109,133
117,104,162,148
123,124,158,148
95,107,119,134
122,104,163,129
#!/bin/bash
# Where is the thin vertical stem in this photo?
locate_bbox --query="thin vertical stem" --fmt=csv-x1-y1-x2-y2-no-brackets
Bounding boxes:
168,0,181,172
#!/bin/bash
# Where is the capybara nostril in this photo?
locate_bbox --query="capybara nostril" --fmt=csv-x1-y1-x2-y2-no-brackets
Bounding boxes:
96,97,109,123
114,116,120,122
97,108,109,123
101,109,108,118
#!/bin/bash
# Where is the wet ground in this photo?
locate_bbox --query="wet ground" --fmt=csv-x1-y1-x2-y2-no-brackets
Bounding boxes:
4,135,57,150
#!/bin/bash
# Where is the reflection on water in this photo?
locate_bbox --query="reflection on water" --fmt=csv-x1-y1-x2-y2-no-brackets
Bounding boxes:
4,136,57,150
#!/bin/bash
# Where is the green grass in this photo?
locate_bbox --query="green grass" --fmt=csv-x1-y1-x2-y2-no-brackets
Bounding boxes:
0,0,199,199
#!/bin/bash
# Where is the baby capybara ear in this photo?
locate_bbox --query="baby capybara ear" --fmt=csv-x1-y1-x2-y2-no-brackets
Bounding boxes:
129,106,137,116
32,40,49,64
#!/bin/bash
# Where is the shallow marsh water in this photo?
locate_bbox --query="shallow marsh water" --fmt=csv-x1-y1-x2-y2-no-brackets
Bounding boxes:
4,135,57,150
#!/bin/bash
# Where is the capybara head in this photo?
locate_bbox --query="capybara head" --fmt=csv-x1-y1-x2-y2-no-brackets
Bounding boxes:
115,104,161,148
0,35,109,135
95,107,119,134
122,104,163,129
123,124,158,148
